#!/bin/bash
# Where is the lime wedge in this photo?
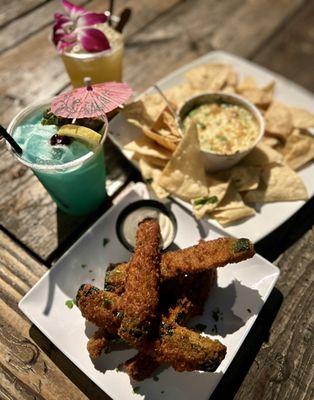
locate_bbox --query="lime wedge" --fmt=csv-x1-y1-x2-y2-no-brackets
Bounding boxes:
58,124,101,148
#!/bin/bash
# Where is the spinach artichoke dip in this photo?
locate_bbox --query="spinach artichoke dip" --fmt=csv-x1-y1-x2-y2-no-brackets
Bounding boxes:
183,102,259,155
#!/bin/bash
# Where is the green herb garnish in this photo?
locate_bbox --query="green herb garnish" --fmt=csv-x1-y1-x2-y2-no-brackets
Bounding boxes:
217,135,227,141
65,299,75,309
153,376,159,382
133,386,140,394
81,264,87,269
146,178,153,184
193,196,218,206
247,308,252,313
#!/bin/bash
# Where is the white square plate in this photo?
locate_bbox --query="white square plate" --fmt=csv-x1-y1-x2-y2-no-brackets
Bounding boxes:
20,182,279,400
109,51,314,243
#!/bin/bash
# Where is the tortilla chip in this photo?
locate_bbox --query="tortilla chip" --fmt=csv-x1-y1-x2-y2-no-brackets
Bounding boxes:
265,102,293,140
124,136,173,160
123,100,154,127
222,85,236,94
240,143,283,166
228,165,260,191
128,119,178,152
158,122,208,200
262,136,280,148
243,164,308,203
289,107,314,129
210,185,255,226
164,83,198,108
139,158,169,199
138,155,168,168
185,63,231,91
237,78,275,107
236,76,257,91
139,93,168,123
161,111,182,138
192,176,230,219
281,129,314,170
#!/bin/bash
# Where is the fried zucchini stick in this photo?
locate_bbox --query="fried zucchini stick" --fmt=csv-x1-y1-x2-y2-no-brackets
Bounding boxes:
104,237,254,293
118,218,161,347
123,270,217,380
76,283,226,372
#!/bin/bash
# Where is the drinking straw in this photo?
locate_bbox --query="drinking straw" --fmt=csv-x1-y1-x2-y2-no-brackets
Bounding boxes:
0,125,23,155
108,0,114,26
115,8,132,33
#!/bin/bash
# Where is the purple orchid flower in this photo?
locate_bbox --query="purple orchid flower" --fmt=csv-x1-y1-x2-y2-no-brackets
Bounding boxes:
52,0,110,53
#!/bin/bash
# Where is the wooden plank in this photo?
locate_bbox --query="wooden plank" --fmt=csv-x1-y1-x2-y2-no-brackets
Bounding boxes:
0,230,108,400
0,0,46,27
254,0,314,91
211,229,314,400
210,0,305,57
0,0,178,54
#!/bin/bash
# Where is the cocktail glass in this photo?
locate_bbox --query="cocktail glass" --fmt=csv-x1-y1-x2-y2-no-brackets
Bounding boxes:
61,37,124,88
7,101,108,215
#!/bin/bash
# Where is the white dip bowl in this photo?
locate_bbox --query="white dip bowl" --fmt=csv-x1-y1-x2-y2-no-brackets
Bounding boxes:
178,92,265,172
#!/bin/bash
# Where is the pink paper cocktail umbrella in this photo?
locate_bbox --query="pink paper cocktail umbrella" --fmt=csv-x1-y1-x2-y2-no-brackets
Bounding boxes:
51,79,132,119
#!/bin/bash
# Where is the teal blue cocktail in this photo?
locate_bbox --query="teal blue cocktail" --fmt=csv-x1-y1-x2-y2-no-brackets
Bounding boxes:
9,103,107,215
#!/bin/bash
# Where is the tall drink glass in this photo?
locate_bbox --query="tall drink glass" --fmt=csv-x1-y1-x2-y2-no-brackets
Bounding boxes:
7,101,108,215
62,42,123,88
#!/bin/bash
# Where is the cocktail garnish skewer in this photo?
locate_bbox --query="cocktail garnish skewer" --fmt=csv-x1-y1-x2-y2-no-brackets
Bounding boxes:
153,85,182,136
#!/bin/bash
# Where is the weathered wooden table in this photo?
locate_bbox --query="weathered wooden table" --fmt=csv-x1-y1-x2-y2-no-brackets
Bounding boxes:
0,1,313,399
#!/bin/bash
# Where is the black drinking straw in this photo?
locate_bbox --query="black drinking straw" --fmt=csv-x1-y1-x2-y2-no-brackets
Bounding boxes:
108,0,114,26
0,125,23,155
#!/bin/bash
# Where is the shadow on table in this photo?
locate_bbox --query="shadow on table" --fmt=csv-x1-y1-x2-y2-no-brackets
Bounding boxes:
210,287,283,399
256,196,314,262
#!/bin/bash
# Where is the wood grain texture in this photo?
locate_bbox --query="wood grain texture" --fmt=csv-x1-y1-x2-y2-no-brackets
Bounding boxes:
0,231,92,400
0,0,179,54
254,0,314,91
0,0,47,27
210,0,305,57
235,229,314,400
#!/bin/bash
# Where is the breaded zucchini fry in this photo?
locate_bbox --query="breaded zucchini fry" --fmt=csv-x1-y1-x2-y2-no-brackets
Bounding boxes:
104,238,254,292
76,284,122,334
118,218,161,347
123,353,160,381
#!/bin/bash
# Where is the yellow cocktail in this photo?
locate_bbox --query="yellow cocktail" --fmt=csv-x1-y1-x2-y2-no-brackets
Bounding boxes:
61,24,123,87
